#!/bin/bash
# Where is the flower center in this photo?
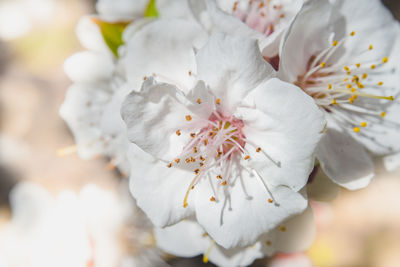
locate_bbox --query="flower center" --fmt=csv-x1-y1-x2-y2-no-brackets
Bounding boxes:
294,31,394,133
231,0,285,37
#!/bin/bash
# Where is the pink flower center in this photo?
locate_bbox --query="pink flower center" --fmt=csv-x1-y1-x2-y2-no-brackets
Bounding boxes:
232,0,285,37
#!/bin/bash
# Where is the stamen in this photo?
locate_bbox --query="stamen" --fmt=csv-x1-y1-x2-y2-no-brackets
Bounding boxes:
279,226,287,232
353,127,360,133
196,98,201,104
176,130,181,136
210,196,216,202
216,98,221,105
360,122,367,127
203,240,216,263
186,115,192,121
382,57,388,63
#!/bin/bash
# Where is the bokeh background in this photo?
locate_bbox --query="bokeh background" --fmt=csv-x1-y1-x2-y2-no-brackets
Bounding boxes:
0,0,399,266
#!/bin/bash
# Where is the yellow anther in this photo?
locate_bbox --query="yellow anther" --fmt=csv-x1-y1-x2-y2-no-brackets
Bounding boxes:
344,78,349,82
199,162,204,167
268,198,273,203
357,83,365,89
378,81,383,86
167,163,172,168
176,130,181,136
353,127,360,133
244,155,250,160
280,14,285,18
190,157,196,162
361,122,367,127
186,115,192,121
351,88,356,93
279,226,287,232
196,98,201,104
381,112,386,117
389,96,394,101
350,31,356,36
210,196,216,202
221,181,227,186
344,66,350,72
382,57,389,63
362,73,368,79
203,240,215,264
353,95,358,100
369,45,373,50
332,40,338,46
328,84,332,89
320,62,326,68
199,156,205,161
193,147,198,153
331,99,337,105
371,64,376,69
216,98,221,105
194,168,200,174
346,84,352,89
348,97,354,104
204,139,208,145
256,147,262,152
356,63,361,68
174,158,180,163
190,133,196,138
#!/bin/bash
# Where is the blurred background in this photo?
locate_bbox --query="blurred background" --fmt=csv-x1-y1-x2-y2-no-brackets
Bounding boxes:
0,0,399,266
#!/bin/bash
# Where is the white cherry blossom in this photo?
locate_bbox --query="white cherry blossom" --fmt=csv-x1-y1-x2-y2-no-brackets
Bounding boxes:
122,33,325,248
278,0,400,190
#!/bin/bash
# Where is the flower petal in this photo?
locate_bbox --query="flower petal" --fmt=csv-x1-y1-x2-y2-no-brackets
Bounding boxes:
121,18,205,92
64,51,115,83
121,78,210,161
235,78,325,191
194,166,308,249
316,127,374,190
196,32,275,114
127,144,195,227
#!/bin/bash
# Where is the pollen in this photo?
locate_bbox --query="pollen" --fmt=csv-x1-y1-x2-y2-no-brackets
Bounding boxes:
279,226,287,232
176,130,181,136
185,158,191,163
381,112,386,117
361,122,367,127
186,115,192,121
204,139,208,145
357,83,365,89
256,147,262,152
167,163,172,168
350,31,356,36
371,64,376,69
356,63,361,68
362,73,368,79
174,158,180,163
194,169,200,174
199,162,204,167
320,62,326,68
196,98,201,104
346,84,352,89
378,81,383,86
268,198,273,203
193,147,198,153
369,45,373,50
221,181,227,186
331,98,337,105
382,57,389,63
216,174,222,179
244,155,250,160
344,66,350,72
353,127,360,133
199,156,205,161
190,133,196,138
210,196,216,202
328,84,332,89
190,157,196,162
332,40,338,46
216,98,221,105
351,88,356,93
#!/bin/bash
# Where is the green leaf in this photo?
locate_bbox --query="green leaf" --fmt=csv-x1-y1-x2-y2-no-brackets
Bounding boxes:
91,18,129,58
144,0,159,18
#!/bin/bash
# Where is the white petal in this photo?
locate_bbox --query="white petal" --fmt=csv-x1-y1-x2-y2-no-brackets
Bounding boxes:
121,78,210,161
122,18,205,92
278,0,342,82
155,219,207,257
235,78,325,191
75,16,110,53
316,127,374,190
261,205,316,254
194,167,308,249
127,144,195,227
96,0,147,21
197,32,275,113
64,51,114,83
59,83,112,159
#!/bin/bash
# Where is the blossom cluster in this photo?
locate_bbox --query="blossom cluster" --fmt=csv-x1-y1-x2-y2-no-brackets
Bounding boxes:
59,0,400,266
